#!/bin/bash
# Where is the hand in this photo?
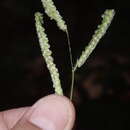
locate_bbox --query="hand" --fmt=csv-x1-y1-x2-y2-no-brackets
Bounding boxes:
0,94,75,130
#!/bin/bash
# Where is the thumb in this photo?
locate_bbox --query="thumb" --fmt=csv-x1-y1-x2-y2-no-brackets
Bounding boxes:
12,94,75,130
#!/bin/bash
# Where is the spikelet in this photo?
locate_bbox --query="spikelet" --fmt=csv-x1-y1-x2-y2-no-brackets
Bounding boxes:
35,12,63,95
41,0,67,31
74,9,115,70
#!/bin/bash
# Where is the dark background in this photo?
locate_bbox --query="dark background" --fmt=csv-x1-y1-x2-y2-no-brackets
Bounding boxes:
0,0,130,129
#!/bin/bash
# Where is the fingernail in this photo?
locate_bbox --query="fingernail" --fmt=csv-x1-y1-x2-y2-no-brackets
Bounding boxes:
28,95,70,130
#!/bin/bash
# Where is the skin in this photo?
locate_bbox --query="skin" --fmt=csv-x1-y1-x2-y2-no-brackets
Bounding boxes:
0,94,75,130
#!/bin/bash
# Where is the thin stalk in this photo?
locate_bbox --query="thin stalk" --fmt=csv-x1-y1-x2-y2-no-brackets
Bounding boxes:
65,30,75,100
66,30,73,69
70,69,75,100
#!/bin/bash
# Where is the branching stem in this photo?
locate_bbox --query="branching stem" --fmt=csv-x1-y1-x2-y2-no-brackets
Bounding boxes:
65,30,75,100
